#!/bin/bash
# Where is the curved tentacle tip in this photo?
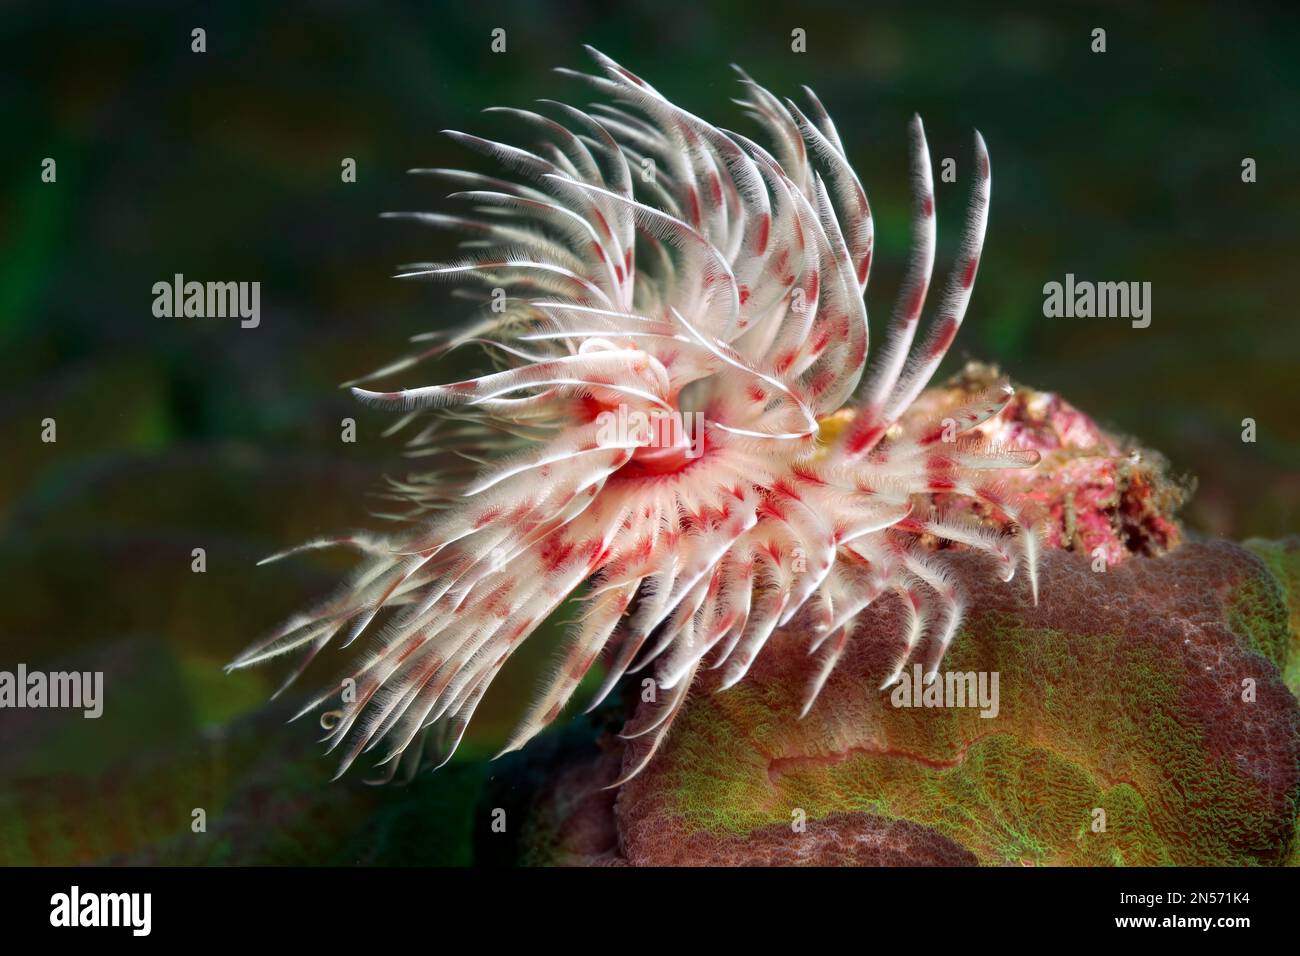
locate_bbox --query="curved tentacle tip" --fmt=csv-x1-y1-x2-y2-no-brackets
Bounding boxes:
491,742,520,761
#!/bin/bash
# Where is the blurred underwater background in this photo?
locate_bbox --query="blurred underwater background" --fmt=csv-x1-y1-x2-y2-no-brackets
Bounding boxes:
1,0,1297,864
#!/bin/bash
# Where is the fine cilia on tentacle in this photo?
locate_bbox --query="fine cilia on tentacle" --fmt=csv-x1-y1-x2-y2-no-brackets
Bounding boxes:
229,47,1042,787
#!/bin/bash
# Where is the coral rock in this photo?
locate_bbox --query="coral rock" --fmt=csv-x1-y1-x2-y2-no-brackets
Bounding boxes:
528,539,1300,866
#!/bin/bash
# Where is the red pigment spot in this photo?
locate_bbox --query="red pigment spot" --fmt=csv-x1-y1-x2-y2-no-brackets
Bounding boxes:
590,240,608,263
926,456,957,491
918,424,946,446
791,463,826,485
540,537,575,573
808,368,834,394
812,328,831,353
448,380,478,393
615,263,625,284
712,612,738,638
739,285,750,305
615,434,707,479
481,579,516,619
709,174,723,206
806,270,820,300
961,256,979,288
845,419,884,456
394,633,423,665
758,498,788,522
472,507,503,529
571,651,600,679
747,384,766,403
928,316,960,358
905,282,928,321
615,65,644,86
686,186,701,228
857,250,872,285
592,209,612,239
756,214,771,254
792,213,805,247
922,194,934,218
772,479,801,500
579,395,611,422
850,337,867,366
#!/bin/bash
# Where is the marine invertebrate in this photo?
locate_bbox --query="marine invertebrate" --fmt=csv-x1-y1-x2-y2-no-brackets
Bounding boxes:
229,48,1043,785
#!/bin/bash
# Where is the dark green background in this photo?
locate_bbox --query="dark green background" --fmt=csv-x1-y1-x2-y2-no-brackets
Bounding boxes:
1,1,1296,864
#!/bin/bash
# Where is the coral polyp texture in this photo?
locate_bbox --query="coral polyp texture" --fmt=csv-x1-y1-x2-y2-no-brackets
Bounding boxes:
230,48,1047,784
